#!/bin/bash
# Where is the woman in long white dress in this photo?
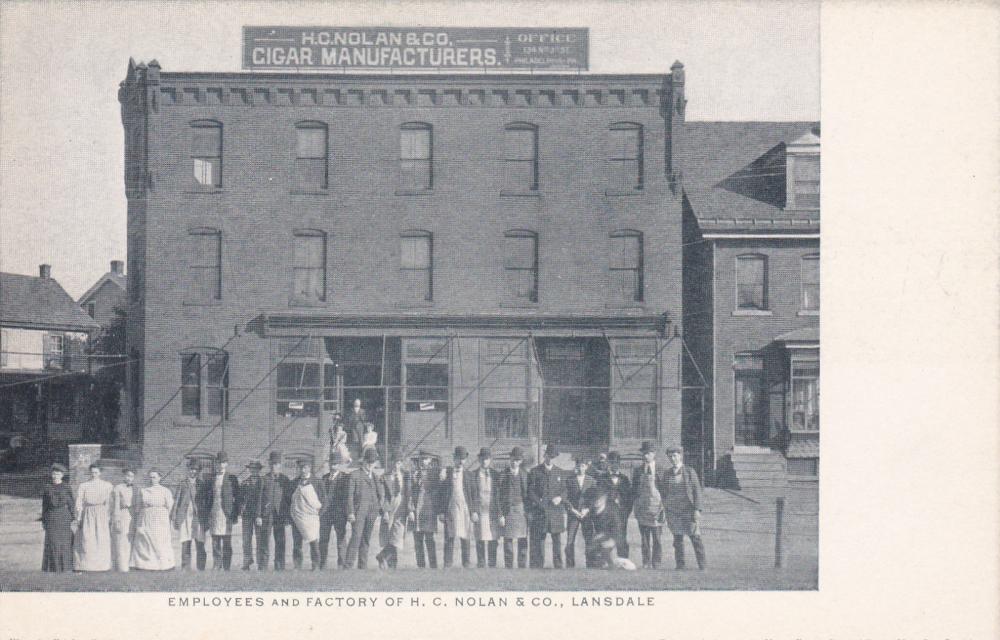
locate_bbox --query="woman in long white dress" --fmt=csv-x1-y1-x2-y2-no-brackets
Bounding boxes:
130,469,175,570
73,463,113,571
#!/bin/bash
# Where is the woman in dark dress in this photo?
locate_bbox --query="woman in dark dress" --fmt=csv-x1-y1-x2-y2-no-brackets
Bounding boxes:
42,463,75,572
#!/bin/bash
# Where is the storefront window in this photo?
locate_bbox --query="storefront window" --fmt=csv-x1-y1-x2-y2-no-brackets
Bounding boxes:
404,363,448,412
485,405,529,439
790,362,820,430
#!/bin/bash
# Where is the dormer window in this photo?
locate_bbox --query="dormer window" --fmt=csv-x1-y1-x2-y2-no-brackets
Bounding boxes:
785,130,820,210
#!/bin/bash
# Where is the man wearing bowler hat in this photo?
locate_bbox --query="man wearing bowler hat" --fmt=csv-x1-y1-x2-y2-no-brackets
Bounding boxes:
172,458,206,570
498,446,529,568
409,450,441,568
470,447,501,568
259,451,291,570
565,455,597,568
598,450,632,560
662,446,706,570
238,459,265,570
527,443,568,568
345,448,385,569
197,451,240,570
440,445,474,568
318,457,351,569
632,441,668,568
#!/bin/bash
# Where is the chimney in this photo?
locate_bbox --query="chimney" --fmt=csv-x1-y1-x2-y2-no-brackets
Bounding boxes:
111,260,124,275
666,60,687,193
39,264,51,279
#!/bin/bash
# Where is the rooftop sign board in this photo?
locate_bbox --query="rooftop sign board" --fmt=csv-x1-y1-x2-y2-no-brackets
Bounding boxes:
243,27,588,71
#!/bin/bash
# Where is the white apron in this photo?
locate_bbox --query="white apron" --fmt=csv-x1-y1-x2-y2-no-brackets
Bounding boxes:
291,481,322,543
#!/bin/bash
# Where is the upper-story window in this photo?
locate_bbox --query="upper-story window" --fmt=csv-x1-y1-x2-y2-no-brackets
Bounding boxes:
609,123,643,191
801,254,820,311
400,123,432,191
295,122,328,191
785,129,820,209
86,302,96,319
736,254,768,311
188,228,222,302
191,121,222,188
503,230,538,303
401,231,433,302
293,230,327,303
609,231,643,303
503,123,539,192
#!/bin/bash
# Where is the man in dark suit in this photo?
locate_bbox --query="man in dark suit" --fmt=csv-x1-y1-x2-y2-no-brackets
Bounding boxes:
376,457,411,569
631,441,668,568
259,451,290,570
197,451,240,570
663,446,706,570
498,446,530,569
345,448,385,569
564,456,597,568
318,462,351,569
171,458,206,570
238,460,265,570
409,450,441,569
598,451,632,561
527,443,568,569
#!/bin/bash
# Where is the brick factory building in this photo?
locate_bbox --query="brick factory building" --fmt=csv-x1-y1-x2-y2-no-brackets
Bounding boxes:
118,60,693,478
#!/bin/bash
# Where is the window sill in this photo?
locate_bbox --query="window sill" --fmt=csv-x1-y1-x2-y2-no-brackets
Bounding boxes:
289,298,327,308
500,190,541,198
172,420,216,429
788,429,820,435
395,189,434,196
605,302,647,311
183,300,223,307
604,189,643,197
797,309,820,317
290,189,329,196
732,309,773,316
183,188,223,195
394,301,435,309
500,301,539,309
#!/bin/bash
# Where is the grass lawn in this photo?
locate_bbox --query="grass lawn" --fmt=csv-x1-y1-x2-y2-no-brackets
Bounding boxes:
0,485,818,592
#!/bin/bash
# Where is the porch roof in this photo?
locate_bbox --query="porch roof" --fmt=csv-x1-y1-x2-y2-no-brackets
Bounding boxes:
247,312,670,337
775,326,819,345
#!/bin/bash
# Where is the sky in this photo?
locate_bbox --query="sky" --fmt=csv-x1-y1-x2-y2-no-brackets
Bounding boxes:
0,0,819,299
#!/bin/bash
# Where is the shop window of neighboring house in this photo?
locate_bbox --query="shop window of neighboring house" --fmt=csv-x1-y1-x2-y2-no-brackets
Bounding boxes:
608,123,643,191
191,121,222,187
734,352,767,446
181,351,228,419
609,231,643,303
295,122,328,190
790,361,820,431
400,123,432,191
188,228,222,302
736,254,768,311
485,404,530,439
801,254,820,311
293,230,326,302
404,363,448,412
400,231,433,302
503,123,538,192
504,231,538,302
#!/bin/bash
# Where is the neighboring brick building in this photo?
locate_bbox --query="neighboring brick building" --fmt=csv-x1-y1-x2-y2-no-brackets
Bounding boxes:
77,260,127,328
0,265,101,460
119,59,690,478
681,124,820,488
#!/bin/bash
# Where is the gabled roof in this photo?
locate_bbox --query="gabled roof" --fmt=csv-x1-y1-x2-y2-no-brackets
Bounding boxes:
0,272,100,332
78,270,126,306
679,121,820,234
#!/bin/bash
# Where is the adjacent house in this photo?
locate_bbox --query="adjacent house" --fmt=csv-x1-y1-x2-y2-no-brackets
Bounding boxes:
78,260,127,328
0,265,101,456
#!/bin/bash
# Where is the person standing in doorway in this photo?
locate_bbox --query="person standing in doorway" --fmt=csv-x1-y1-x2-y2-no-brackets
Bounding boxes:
172,458,207,570
410,451,441,569
662,446,706,570
632,441,667,569
73,462,113,572
498,447,529,569
470,448,501,568
41,463,75,572
110,467,140,572
441,446,474,568
345,448,385,569
198,451,239,570
527,444,568,569
345,398,368,456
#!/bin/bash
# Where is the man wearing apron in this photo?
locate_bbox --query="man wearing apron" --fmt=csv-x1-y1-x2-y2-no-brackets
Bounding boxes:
631,441,667,569
440,446,474,568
